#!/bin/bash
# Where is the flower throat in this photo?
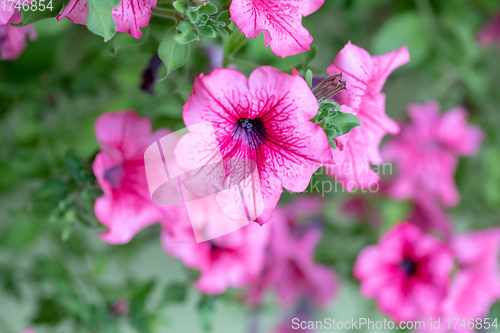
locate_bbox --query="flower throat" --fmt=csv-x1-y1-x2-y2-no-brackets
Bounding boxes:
231,118,268,148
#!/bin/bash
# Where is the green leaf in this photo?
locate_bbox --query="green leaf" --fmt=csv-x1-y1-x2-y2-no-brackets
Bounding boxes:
320,100,340,112
372,12,430,69
215,25,232,37
305,69,313,88
198,295,216,332
198,2,218,16
186,10,200,23
324,111,361,138
173,0,187,13
18,0,65,26
86,0,120,42
175,21,199,44
161,283,188,307
32,299,64,325
158,29,190,78
198,25,216,38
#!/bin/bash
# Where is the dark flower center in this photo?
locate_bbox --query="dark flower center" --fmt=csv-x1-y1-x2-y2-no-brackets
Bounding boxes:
231,118,268,148
400,258,416,275
104,164,124,189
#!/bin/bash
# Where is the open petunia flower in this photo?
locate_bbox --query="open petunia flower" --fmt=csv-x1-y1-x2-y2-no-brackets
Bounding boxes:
325,42,410,191
382,101,483,207
354,223,454,322
57,0,157,39
93,110,180,244
248,197,338,309
0,9,36,61
229,0,324,58
175,66,332,225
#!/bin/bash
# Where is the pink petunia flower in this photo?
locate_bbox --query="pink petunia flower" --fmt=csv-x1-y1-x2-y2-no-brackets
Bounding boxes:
477,12,500,47
417,228,500,333
229,0,324,58
93,110,180,244
325,42,410,191
382,101,483,207
354,223,454,322
175,66,332,225
248,197,338,309
161,209,270,294
57,0,157,39
0,10,36,61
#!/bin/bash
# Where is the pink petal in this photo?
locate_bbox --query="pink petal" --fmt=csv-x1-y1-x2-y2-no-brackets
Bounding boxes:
57,0,156,38
229,0,321,58
112,0,157,39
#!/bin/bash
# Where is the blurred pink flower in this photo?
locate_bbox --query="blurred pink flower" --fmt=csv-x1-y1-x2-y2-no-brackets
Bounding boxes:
382,101,483,207
229,0,324,58
175,67,332,225
248,198,338,309
0,11,36,60
22,329,36,333
354,223,453,322
161,217,269,295
326,42,410,191
477,12,500,47
407,191,453,239
417,228,500,333
93,110,179,244
57,0,156,39
441,228,500,330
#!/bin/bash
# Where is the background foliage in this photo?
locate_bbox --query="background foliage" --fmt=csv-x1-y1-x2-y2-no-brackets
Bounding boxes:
1,0,499,332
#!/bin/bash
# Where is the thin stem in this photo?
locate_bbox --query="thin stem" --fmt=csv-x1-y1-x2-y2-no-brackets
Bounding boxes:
151,8,183,22
226,57,259,70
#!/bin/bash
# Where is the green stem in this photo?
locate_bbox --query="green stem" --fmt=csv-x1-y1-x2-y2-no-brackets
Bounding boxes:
157,0,174,3
225,57,259,70
151,8,183,22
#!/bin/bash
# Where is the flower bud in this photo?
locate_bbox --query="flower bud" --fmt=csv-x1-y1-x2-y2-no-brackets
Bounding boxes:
312,73,346,102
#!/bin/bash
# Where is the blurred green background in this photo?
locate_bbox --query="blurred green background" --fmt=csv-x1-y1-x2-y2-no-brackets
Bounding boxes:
1,0,499,332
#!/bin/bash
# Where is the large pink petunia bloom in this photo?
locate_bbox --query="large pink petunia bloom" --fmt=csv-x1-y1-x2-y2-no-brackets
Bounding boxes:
175,66,332,225
57,0,156,39
161,214,269,294
382,101,483,207
325,42,410,191
477,12,500,47
0,11,36,61
248,198,338,309
93,110,180,244
229,0,324,58
354,223,454,322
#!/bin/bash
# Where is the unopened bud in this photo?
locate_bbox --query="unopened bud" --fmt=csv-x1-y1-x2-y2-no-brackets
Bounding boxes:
312,73,346,102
